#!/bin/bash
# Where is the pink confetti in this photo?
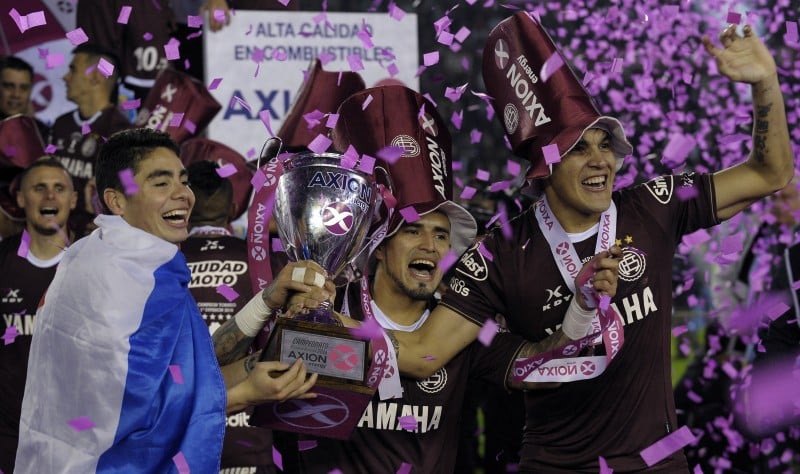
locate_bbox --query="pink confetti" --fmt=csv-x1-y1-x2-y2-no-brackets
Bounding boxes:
168,364,185,384
307,134,332,154
396,463,412,474
478,319,498,346
398,415,417,431
183,119,196,134
399,206,420,223
460,186,477,199
599,456,613,474
25,11,46,30
97,58,115,78
215,285,240,303
358,155,375,174
67,416,95,432
325,113,339,129
361,94,373,110
258,110,275,136
470,129,482,144
251,169,266,189
640,426,696,467
298,439,317,451
347,54,364,72
455,26,471,43
66,28,88,46
475,169,490,181
172,452,190,473
438,31,454,46
122,99,141,110
542,144,561,165
117,6,132,24
671,325,688,337
45,53,64,70
208,78,222,90
676,186,698,201
437,250,458,274
726,11,742,24
357,28,374,49
143,32,153,41
2,326,19,345
423,51,439,67
164,38,181,61
478,242,493,262
388,3,406,21
119,169,139,195
506,160,521,176
215,164,237,178
187,15,202,28
271,237,284,252
540,52,564,82
349,317,384,340
272,446,283,471
661,134,696,169
377,146,404,163
340,149,358,170
213,9,226,23
169,113,184,127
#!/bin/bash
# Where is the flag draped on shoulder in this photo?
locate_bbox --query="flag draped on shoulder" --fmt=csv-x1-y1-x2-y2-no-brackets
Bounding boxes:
16,215,226,473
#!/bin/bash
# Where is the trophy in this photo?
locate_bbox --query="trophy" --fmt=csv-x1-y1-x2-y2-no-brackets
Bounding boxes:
254,151,384,439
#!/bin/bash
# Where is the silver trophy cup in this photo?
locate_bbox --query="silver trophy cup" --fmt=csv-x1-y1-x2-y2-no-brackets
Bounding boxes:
273,152,377,322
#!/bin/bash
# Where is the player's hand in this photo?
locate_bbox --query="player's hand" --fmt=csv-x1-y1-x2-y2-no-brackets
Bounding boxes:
200,0,231,32
245,359,318,403
702,24,777,85
574,245,621,310
263,261,334,311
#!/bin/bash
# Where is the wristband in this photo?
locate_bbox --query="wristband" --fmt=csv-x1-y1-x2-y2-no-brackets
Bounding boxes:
234,291,273,337
561,297,596,340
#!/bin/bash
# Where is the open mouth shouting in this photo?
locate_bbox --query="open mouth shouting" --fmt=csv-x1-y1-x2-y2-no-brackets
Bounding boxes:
408,258,437,281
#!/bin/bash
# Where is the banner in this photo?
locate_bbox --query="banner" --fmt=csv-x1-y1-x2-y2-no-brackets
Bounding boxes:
204,10,419,158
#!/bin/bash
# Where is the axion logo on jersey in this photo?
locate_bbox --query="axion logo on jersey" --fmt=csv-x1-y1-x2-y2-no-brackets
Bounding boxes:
580,360,597,376
273,393,350,430
390,134,420,157
2,289,22,304
199,240,225,251
503,103,519,134
644,176,673,204
418,111,438,137
555,241,571,255
542,285,570,312
494,39,511,69
456,245,488,281
417,367,447,394
619,247,646,282
251,246,267,261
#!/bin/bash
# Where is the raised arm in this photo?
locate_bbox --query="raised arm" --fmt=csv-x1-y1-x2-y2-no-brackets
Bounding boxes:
705,25,794,221
212,260,334,364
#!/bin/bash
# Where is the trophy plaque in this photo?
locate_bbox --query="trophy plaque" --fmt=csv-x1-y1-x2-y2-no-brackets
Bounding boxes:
252,152,387,440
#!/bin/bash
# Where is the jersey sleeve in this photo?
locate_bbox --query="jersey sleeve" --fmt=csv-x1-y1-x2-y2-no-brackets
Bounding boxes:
466,330,527,390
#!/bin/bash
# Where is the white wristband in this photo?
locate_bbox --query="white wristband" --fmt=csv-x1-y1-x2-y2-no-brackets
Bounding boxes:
234,291,273,337
561,297,596,340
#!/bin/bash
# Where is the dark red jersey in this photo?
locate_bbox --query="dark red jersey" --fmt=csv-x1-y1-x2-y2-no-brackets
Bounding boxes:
0,233,62,473
441,173,719,472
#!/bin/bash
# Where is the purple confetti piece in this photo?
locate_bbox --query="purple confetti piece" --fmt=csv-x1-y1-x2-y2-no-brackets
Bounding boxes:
349,317,384,340
272,446,283,471
460,186,477,199
119,169,139,195
423,355,436,361
377,145,404,163
117,6,132,24
45,53,64,70
438,250,458,274
25,11,46,29
599,456,613,474
216,164,237,178
478,319,498,346
325,113,339,129
507,160,521,176
67,416,95,432
251,169,266,189
318,51,335,65
542,144,561,165
216,284,239,302
97,58,114,78
307,134,332,155
357,28,374,49
347,54,364,72
687,390,703,404
9,8,24,33
470,129,482,144
272,237,284,252
361,95,373,110
423,51,439,67
298,439,317,451
358,155,375,174
396,463,412,474
438,31,454,46
17,230,31,258
477,242,493,262
213,9,226,22
169,113,184,127
2,325,19,345
143,32,153,41
726,11,742,24
66,28,88,46
45,144,57,154
785,21,799,44
208,78,222,91
168,364,185,384
540,52,564,82
187,15,202,28
640,426,696,467
454,26,471,43
258,110,275,136
672,325,688,337
340,148,358,169
398,415,417,431
183,119,196,134
676,186,698,201
386,63,399,77
122,99,141,110
661,134,696,169
388,3,406,21
475,169,490,181
173,452,190,473
164,38,180,61
399,206,420,223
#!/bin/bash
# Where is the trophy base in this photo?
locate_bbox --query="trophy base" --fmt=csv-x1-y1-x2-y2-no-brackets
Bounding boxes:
251,318,379,439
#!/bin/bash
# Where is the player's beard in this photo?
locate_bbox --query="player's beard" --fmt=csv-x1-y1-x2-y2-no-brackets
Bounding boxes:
386,264,435,301
31,221,61,237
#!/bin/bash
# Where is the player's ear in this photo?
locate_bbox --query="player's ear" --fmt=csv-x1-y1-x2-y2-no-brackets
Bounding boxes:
104,188,126,216
374,243,386,262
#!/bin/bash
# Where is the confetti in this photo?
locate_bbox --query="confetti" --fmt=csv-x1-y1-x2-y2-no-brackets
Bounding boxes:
164,38,181,61
67,416,95,432
423,51,439,67
388,3,406,21
66,28,89,46
216,284,239,302
215,164,237,178
258,110,275,136
478,319,498,346
187,15,202,28
97,58,115,78
460,186,477,200
2,326,19,345
396,462,412,474
168,365,185,384
347,54,364,72
307,134,332,154
540,52,564,82
122,99,141,110
298,439,317,451
117,6,132,24
272,446,283,471
172,452,190,473
208,78,222,90
398,415,417,431
119,169,139,195
358,154,376,174
45,53,64,70
399,206,420,223
349,317,384,340
542,144,561,165
640,426,695,467
475,169,490,181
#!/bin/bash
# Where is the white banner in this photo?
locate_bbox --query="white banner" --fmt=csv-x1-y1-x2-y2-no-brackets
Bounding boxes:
204,10,419,158
16,38,75,127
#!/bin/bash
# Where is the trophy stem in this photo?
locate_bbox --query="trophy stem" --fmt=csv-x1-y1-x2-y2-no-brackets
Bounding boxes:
294,300,340,325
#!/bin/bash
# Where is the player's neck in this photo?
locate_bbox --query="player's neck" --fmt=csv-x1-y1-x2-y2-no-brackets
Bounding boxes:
543,191,602,233
371,275,428,327
27,228,68,261
77,97,110,121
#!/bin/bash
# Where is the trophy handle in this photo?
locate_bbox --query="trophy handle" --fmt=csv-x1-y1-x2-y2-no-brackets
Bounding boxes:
257,136,284,170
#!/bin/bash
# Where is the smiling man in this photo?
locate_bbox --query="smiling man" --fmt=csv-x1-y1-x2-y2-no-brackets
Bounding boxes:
0,158,76,473
15,129,324,473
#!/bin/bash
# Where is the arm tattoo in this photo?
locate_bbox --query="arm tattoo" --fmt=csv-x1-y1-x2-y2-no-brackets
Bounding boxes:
212,318,256,365
752,103,772,164
243,353,258,375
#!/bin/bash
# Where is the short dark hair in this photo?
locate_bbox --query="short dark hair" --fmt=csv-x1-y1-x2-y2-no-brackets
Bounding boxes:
187,160,233,224
96,128,179,213
19,158,72,189
0,56,34,82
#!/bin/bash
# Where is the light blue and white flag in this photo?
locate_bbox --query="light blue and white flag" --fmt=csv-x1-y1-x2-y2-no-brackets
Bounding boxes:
16,215,226,473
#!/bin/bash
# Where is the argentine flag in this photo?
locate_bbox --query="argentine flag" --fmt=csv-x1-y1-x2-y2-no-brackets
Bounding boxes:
16,215,226,473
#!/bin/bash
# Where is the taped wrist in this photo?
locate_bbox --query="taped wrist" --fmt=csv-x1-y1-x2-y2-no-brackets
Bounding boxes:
234,291,273,337
561,297,596,340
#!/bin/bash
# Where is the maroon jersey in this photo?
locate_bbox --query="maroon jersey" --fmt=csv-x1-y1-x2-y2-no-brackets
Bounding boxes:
48,107,130,234
77,0,175,95
0,234,61,473
181,233,274,470
294,286,521,474
442,174,719,472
